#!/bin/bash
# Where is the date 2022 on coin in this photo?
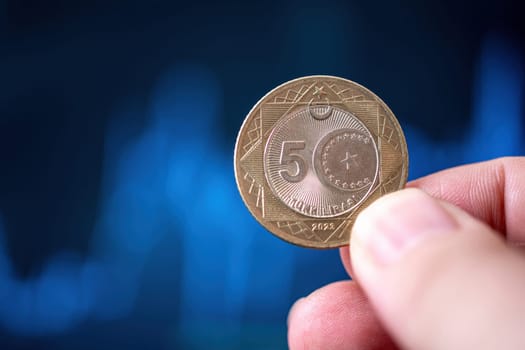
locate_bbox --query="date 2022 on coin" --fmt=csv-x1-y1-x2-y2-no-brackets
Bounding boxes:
234,76,408,248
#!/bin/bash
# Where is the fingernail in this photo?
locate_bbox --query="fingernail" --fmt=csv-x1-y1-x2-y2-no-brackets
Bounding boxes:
353,189,457,265
287,297,305,327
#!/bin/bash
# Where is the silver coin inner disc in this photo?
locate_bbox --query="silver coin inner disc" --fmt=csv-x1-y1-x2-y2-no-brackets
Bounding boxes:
263,105,379,218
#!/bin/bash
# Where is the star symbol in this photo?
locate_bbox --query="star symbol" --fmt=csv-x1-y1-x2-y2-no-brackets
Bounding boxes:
341,152,359,170
313,86,327,100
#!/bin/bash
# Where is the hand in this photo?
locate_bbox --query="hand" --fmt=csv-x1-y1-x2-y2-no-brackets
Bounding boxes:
287,157,525,350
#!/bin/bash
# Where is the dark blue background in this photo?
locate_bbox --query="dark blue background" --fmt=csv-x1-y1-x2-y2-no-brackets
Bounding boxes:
0,1,524,349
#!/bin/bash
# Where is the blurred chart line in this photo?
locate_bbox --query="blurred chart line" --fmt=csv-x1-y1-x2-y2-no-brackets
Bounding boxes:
404,34,523,179
0,35,522,336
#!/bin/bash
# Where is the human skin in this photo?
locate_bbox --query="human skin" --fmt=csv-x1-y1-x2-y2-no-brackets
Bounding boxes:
287,157,525,350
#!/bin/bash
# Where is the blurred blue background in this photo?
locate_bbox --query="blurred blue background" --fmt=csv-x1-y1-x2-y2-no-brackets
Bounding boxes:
0,0,524,349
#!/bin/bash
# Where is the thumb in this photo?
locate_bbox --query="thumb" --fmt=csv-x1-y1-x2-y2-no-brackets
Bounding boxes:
351,188,525,350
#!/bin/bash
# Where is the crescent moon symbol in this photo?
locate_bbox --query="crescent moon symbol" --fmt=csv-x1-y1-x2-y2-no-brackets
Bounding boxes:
308,98,333,120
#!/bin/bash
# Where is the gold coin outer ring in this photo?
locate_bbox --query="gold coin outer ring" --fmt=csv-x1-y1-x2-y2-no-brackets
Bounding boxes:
234,76,408,249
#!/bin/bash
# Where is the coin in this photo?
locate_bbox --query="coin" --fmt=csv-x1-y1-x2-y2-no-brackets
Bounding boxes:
234,76,408,248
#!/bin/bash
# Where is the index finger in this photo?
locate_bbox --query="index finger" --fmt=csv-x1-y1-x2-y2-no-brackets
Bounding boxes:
341,156,525,276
